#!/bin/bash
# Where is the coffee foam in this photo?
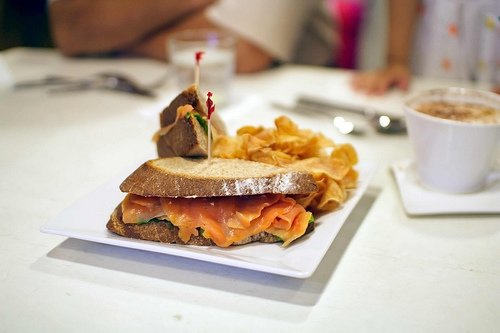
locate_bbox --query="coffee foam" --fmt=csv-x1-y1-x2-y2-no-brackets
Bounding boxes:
414,101,500,125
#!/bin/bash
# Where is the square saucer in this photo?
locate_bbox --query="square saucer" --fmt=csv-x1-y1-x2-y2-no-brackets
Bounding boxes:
391,159,500,216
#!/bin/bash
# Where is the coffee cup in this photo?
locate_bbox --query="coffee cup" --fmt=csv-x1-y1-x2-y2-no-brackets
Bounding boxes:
168,29,235,107
404,87,500,193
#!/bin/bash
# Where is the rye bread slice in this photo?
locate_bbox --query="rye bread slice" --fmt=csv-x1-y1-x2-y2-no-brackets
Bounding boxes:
119,157,318,198
156,115,208,157
157,84,226,158
106,204,315,246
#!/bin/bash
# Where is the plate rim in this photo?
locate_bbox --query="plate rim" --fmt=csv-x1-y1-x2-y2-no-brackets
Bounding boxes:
41,161,376,279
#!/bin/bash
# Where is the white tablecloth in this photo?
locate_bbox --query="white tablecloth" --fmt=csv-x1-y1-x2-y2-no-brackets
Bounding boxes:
1,48,498,333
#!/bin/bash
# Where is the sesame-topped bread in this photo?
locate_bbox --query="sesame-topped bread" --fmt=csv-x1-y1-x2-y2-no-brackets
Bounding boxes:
119,157,318,197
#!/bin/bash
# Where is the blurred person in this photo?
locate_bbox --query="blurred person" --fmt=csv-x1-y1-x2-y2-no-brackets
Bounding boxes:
49,0,336,73
351,0,500,95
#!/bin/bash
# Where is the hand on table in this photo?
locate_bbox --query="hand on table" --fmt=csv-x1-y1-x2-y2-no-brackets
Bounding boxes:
351,63,411,95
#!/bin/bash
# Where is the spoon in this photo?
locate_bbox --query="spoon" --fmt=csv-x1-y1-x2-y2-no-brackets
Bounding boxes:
295,96,407,134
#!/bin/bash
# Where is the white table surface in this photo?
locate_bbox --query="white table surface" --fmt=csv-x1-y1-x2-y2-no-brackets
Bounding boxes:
1,48,499,333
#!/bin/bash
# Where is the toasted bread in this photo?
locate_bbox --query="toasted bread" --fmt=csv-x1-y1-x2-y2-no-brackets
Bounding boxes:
156,84,226,157
119,157,318,198
107,157,318,247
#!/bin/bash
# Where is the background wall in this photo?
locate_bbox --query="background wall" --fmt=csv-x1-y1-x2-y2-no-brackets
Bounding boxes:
0,0,53,51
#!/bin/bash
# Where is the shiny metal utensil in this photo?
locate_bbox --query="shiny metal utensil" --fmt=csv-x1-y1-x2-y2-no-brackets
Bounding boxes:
296,95,407,134
14,75,79,89
271,101,368,135
16,72,158,97
49,72,156,97
332,116,366,135
95,72,156,97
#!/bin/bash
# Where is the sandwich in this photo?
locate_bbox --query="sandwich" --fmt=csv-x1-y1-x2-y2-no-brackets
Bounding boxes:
153,84,226,158
107,157,318,247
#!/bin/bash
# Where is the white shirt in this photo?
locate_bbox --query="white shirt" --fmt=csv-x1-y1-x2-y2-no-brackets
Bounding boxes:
206,0,335,65
412,0,500,84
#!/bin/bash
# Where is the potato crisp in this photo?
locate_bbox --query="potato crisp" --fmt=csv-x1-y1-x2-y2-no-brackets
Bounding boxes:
213,116,358,213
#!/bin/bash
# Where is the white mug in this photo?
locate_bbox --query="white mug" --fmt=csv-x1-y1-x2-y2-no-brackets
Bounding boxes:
404,88,500,193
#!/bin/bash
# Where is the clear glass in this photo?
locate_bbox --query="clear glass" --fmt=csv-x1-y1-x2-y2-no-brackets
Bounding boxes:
168,29,236,106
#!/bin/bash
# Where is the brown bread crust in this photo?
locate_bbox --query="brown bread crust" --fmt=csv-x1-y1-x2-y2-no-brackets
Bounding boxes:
119,157,318,198
157,84,226,158
159,86,199,127
156,116,208,157
106,204,315,246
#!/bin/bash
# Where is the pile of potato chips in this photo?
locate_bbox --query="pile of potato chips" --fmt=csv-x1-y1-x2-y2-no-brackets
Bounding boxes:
213,116,358,213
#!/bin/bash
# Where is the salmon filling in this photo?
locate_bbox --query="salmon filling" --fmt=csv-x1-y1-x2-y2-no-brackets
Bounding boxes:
121,193,312,247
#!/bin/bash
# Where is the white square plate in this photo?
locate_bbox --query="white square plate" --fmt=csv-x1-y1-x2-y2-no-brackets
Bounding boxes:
391,159,500,216
41,162,375,279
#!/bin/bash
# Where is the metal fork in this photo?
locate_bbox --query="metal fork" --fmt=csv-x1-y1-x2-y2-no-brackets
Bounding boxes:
15,71,168,98
48,72,157,97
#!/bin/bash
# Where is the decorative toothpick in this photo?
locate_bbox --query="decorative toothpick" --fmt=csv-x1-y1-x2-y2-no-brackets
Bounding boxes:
194,51,204,87
206,91,216,162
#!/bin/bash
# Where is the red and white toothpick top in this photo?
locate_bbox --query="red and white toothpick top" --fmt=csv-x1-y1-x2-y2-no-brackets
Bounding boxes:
206,91,215,162
194,51,204,87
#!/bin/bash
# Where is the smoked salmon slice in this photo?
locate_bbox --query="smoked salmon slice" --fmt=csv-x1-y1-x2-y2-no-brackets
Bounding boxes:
121,193,312,247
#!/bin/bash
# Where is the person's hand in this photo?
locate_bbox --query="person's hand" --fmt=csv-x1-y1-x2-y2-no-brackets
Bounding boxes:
492,85,500,95
351,63,411,95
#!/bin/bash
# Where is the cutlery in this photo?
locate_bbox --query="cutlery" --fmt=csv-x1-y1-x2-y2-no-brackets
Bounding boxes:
272,101,368,135
295,95,407,134
15,72,159,97
48,72,156,97
14,75,79,89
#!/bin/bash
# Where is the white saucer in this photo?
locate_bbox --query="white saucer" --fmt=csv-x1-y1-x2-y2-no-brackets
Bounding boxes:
391,159,500,215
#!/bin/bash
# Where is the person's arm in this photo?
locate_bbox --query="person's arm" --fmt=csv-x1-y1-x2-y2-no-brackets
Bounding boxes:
351,0,419,94
129,11,274,73
49,0,214,56
385,0,419,70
